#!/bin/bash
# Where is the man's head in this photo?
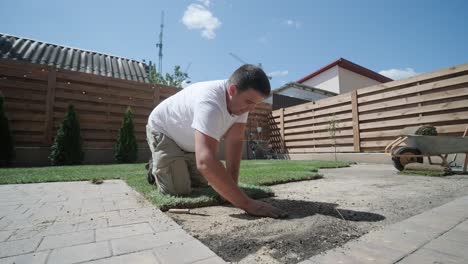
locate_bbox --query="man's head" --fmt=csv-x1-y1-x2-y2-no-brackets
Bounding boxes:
226,64,271,115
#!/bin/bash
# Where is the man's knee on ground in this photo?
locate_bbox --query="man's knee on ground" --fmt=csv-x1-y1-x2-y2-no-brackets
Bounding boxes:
156,159,192,196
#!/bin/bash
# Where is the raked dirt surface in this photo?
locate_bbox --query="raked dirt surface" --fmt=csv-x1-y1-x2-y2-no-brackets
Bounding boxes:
169,164,468,264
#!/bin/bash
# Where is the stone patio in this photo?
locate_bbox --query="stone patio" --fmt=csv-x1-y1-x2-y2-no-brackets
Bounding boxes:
0,180,225,264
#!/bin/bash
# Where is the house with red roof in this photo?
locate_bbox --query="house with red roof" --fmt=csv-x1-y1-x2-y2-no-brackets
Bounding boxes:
267,58,392,109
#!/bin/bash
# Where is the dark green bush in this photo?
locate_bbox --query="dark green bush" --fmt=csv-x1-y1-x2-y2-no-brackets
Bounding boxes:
49,104,84,165
0,95,14,167
115,107,138,163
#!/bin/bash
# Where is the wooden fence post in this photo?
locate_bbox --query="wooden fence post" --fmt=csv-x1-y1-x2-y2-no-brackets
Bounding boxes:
153,84,160,106
351,90,361,152
280,107,285,152
44,66,57,145
106,86,110,139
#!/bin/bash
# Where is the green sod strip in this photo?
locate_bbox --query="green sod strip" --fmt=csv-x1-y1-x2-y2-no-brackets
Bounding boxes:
0,160,350,209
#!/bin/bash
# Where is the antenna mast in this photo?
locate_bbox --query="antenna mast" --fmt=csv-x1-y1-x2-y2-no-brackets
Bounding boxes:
156,11,164,73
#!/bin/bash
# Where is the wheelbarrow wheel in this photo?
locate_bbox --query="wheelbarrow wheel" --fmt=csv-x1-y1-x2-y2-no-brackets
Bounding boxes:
392,147,423,171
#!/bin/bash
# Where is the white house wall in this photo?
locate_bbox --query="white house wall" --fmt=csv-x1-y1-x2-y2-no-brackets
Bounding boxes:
338,67,382,93
301,65,340,94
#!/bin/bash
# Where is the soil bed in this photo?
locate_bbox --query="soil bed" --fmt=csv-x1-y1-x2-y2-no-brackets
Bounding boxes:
170,164,468,263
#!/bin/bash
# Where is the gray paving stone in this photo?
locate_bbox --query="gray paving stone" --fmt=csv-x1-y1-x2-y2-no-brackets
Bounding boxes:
405,210,464,232
55,211,119,225
96,223,153,241
77,218,108,231
358,221,437,253
0,237,42,258
15,205,34,215
0,217,13,230
386,217,446,236
43,222,79,236
191,256,227,264
340,240,406,263
424,235,468,259
60,201,83,216
153,239,216,264
47,241,111,264
307,250,362,264
9,222,78,241
102,201,119,212
444,195,468,207
443,226,468,245
309,196,468,264
0,205,20,217
147,218,181,233
83,250,159,264
106,215,147,227
0,250,49,264
82,198,103,205
0,200,40,207
37,230,94,251
119,207,164,219
2,218,37,230
107,207,167,227
0,181,221,264
0,230,14,242
454,219,468,232
398,248,464,264
8,225,49,241
111,229,194,255
81,203,105,215
113,200,145,210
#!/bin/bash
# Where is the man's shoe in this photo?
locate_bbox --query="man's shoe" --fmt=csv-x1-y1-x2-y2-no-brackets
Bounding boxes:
146,159,156,185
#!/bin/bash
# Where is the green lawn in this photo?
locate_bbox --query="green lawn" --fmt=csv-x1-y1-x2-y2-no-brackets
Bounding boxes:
0,160,350,210
239,160,350,185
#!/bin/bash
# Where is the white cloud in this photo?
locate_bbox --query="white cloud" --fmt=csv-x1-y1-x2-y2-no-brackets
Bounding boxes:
284,19,301,28
268,70,289,77
379,68,420,80
198,0,210,7
182,4,221,39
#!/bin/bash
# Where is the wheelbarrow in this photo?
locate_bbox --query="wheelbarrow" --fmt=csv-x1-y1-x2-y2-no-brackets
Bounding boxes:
385,126,468,173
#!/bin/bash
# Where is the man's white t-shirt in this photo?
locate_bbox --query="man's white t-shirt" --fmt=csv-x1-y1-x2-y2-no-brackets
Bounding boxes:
147,80,248,152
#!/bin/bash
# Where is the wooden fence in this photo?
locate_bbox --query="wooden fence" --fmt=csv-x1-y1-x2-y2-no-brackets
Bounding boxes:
0,59,272,152
270,63,468,154
0,59,178,149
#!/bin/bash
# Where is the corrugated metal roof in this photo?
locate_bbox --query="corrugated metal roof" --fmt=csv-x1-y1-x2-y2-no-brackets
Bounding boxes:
0,33,149,83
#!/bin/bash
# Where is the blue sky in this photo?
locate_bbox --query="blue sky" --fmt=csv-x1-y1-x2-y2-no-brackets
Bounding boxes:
2,0,468,89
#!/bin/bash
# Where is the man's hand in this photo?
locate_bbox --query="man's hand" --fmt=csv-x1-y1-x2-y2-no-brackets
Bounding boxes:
244,199,288,219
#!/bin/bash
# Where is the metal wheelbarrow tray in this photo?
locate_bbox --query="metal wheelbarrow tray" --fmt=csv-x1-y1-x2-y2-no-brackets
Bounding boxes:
385,127,468,173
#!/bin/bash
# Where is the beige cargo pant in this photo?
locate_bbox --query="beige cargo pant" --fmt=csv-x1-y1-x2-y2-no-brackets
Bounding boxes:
146,125,208,196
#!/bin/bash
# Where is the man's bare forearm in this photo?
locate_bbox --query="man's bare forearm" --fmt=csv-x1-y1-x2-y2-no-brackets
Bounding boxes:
224,123,245,184
224,140,243,183
198,156,250,209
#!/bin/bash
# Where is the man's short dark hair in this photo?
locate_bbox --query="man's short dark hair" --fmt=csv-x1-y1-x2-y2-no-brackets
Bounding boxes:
228,64,271,97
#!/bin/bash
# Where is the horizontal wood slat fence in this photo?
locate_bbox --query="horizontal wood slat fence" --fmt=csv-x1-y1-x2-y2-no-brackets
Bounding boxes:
0,59,271,152
270,63,468,154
